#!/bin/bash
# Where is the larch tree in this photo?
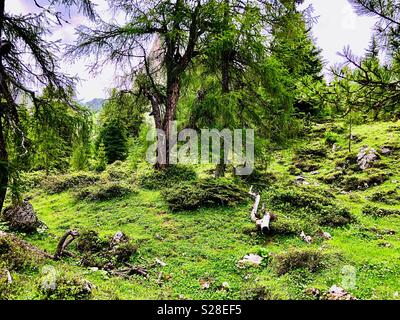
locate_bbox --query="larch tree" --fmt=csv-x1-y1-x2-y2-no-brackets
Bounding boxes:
68,0,223,169
0,0,95,213
331,0,400,118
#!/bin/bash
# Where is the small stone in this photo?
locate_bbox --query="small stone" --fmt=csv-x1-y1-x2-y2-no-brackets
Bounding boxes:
156,258,167,267
221,282,230,289
112,231,126,244
381,147,392,155
325,285,356,300
237,254,263,268
155,234,164,240
319,231,332,240
300,231,312,244
378,242,391,248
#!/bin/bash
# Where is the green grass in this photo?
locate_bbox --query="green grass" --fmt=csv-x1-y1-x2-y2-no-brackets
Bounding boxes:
2,120,400,300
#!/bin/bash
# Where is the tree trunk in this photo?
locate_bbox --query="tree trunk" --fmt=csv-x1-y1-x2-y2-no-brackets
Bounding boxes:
158,78,180,170
216,56,228,178
216,0,231,178
0,0,7,214
215,51,230,178
0,117,8,214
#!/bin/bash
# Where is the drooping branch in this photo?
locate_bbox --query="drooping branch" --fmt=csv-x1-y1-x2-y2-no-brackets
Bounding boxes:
54,229,79,260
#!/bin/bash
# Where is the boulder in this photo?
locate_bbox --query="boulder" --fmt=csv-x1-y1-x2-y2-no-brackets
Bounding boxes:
356,146,379,170
2,201,40,233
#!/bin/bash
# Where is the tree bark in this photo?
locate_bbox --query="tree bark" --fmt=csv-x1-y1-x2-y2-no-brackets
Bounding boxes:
0,0,7,214
0,117,8,214
158,77,180,170
54,229,79,260
215,0,231,178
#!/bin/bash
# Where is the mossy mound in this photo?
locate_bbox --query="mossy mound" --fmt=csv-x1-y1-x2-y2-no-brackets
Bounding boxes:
38,272,93,300
42,172,100,194
269,217,308,236
240,170,277,189
292,143,327,173
272,248,329,276
266,187,353,227
0,232,44,271
162,178,247,212
321,169,389,191
369,189,400,205
75,183,134,201
342,171,389,191
139,165,197,190
362,205,400,218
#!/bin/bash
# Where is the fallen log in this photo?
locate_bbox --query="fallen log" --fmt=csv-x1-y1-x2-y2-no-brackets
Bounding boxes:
248,186,261,222
248,186,273,235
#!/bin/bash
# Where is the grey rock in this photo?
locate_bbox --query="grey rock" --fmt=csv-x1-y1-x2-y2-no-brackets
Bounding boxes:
356,146,379,170
1,201,40,232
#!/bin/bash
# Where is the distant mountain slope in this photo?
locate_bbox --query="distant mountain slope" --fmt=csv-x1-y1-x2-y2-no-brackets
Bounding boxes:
84,98,105,112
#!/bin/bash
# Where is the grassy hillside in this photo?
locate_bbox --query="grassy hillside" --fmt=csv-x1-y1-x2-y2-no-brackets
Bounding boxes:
1,120,400,300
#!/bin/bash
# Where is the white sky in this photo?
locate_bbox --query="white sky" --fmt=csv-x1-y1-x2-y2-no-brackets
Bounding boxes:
8,0,377,101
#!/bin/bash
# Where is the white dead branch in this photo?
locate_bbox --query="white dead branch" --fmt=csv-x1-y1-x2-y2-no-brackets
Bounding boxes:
248,186,273,234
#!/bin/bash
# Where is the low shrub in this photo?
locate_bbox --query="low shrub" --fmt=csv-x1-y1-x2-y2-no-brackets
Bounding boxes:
267,187,353,227
272,248,326,276
362,205,400,218
162,178,247,211
342,171,389,191
0,274,15,300
240,170,277,189
42,172,100,194
101,161,130,181
269,217,307,236
369,189,400,205
76,230,137,268
75,183,133,201
20,171,48,189
324,131,340,145
0,234,42,271
139,165,197,190
39,272,93,300
76,230,109,253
